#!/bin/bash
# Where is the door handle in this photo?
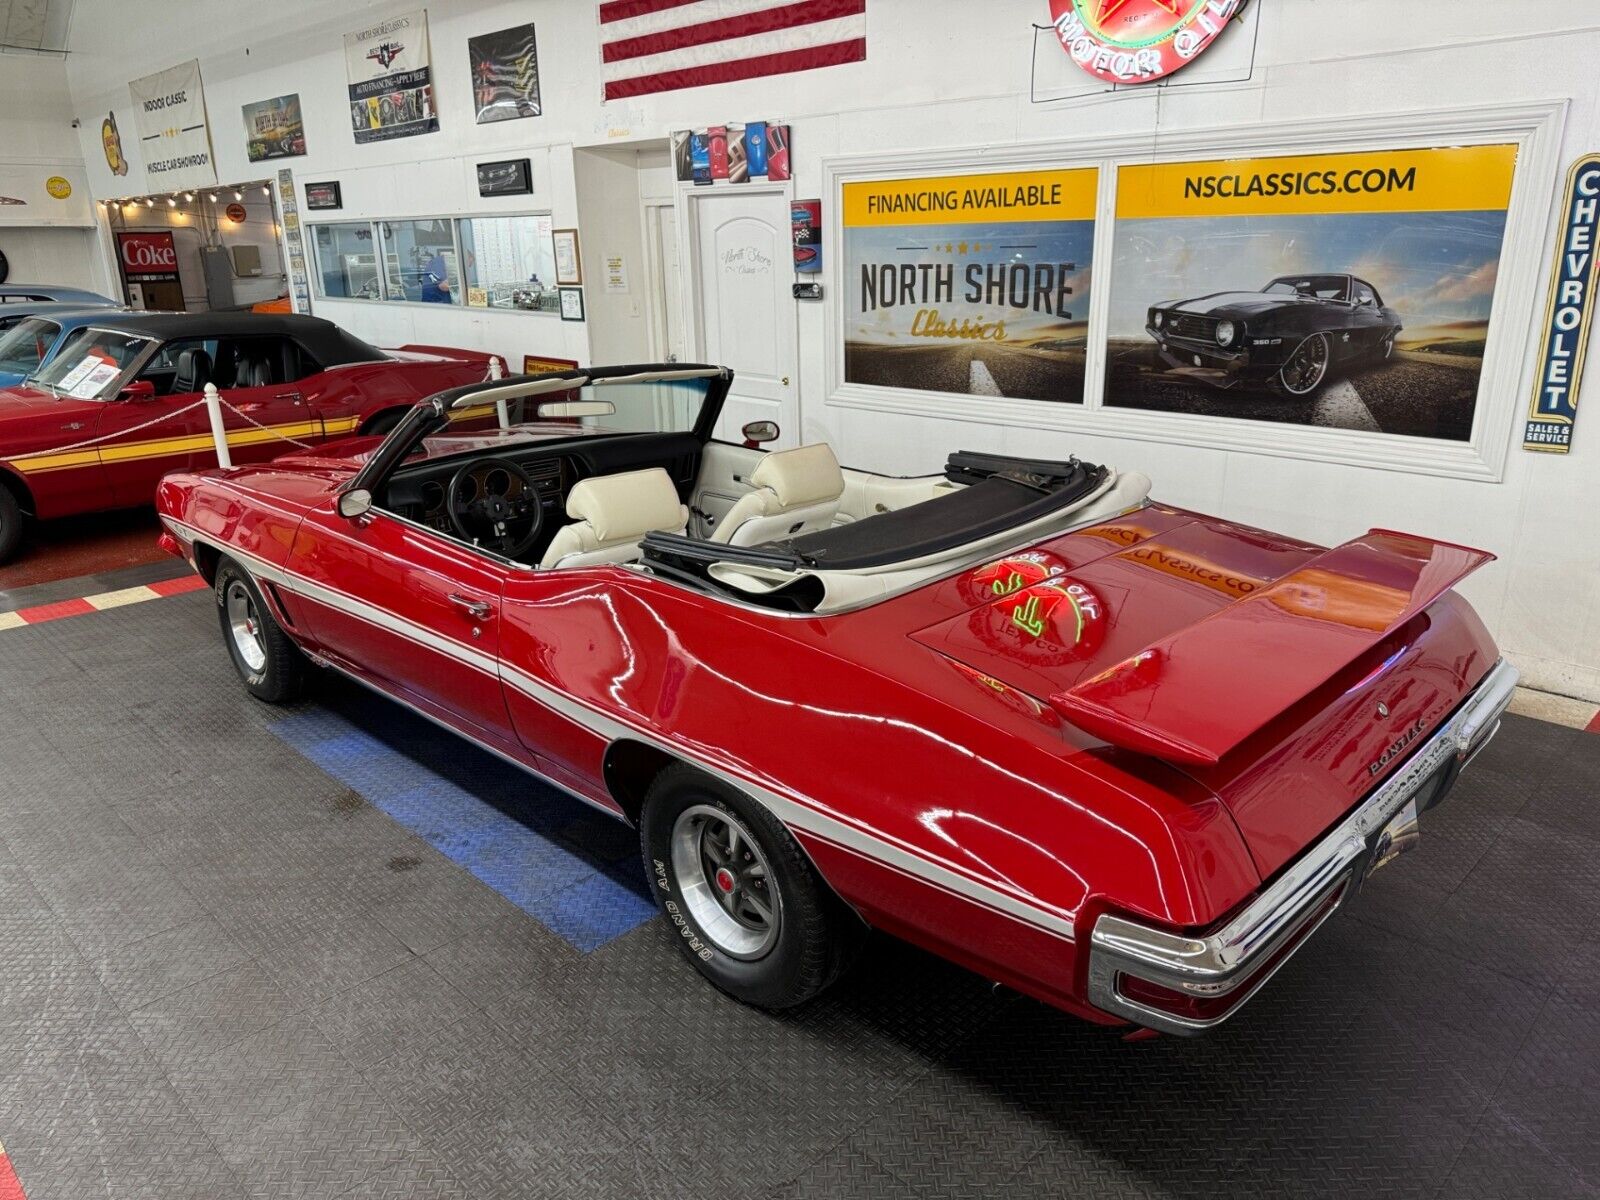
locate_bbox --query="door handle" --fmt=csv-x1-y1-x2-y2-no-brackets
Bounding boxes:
274,392,304,404
447,593,492,620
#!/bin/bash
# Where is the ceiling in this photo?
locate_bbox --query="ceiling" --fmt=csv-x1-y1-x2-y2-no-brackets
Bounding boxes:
0,0,72,52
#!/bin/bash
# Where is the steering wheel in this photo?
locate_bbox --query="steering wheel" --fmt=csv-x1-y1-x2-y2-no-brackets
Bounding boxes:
446,456,544,558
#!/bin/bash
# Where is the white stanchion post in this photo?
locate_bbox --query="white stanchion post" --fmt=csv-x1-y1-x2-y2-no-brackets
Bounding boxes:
490,356,510,429
203,382,233,469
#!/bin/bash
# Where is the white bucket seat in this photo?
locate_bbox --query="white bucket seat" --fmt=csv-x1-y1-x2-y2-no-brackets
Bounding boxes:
540,467,688,569
711,443,845,546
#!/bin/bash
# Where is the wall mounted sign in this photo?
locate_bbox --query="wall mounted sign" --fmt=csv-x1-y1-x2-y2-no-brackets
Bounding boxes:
523,355,579,375
304,181,342,210
1524,153,1600,453
1047,0,1246,85
559,286,585,321
277,168,313,314
843,167,1098,403
129,58,218,191
242,93,306,162
791,199,821,273
101,111,129,177
116,230,180,282
672,122,788,184
224,202,247,222
45,176,71,199
552,228,581,284
470,23,541,123
1103,144,1517,442
345,9,438,144
476,158,532,197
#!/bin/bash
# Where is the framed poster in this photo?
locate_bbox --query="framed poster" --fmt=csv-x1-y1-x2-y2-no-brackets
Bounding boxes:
345,9,438,144
242,94,306,162
552,227,582,284
1104,144,1517,441
469,23,540,123
476,158,532,197
559,287,585,321
304,181,343,210
843,168,1098,403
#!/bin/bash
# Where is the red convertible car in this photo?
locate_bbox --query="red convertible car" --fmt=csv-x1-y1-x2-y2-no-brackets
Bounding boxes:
0,311,504,562
155,364,1515,1034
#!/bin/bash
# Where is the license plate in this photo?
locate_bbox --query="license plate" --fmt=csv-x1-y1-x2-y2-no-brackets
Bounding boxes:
1367,797,1421,877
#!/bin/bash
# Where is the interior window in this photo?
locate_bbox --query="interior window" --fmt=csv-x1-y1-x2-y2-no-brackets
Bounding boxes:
141,338,220,395
379,218,460,305
32,328,150,399
459,214,558,313
0,317,60,375
312,222,380,300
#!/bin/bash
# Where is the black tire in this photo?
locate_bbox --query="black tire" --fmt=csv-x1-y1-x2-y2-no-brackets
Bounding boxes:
640,764,864,1009
361,410,406,437
214,556,308,703
0,485,23,564
1268,332,1332,397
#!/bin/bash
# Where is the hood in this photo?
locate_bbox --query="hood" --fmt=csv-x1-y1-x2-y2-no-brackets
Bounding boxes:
909,507,1500,877
1164,291,1324,318
0,385,113,453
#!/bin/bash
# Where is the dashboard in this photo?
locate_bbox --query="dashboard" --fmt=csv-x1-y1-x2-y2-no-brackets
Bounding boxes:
384,453,570,537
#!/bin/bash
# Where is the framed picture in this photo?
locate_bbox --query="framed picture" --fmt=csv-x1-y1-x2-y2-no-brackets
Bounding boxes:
476,158,532,197
552,227,581,284
304,181,342,210
559,287,585,321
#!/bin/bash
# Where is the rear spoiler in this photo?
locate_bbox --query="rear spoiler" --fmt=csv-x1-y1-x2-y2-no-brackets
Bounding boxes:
1048,530,1495,766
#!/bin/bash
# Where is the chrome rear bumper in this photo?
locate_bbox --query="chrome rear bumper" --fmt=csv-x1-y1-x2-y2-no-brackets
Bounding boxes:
1086,658,1518,1036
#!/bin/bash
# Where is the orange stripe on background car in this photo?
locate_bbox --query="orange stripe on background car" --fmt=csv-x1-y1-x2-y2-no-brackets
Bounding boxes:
3,415,361,475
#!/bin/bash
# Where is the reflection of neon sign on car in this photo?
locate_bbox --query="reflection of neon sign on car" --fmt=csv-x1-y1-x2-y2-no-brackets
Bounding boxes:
1145,273,1403,397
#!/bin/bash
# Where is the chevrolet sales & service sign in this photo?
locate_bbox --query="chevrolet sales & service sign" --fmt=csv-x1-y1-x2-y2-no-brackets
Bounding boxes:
1524,154,1600,453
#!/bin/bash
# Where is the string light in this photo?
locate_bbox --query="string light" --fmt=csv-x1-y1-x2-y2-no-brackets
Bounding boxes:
184,192,194,201
166,197,177,207
233,190,243,201
144,197,154,207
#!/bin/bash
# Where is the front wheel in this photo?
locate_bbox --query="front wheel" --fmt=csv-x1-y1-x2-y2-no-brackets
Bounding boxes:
214,556,308,703
0,486,23,564
1270,332,1331,397
640,764,863,1008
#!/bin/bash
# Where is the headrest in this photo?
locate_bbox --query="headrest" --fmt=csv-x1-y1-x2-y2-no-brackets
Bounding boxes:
749,443,844,508
564,467,685,544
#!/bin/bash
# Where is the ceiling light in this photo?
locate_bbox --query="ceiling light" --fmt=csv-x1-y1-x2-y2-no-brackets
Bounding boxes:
144,197,154,207
234,190,243,201
262,185,271,196
167,197,177,207
184,192,194,201
208,193,218,202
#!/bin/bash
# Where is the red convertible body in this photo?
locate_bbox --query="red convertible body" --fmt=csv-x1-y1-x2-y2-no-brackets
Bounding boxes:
0,311,502,561
155,365,1514,1034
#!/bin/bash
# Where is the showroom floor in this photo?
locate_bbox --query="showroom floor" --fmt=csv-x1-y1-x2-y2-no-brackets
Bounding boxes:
1,563,1597,1200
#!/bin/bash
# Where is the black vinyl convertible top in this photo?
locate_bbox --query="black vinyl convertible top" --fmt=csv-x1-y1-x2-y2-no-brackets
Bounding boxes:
78,312,388,367
641,451,1107,608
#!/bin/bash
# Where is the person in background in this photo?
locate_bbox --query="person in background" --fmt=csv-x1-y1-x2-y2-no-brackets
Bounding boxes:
421,249,452,303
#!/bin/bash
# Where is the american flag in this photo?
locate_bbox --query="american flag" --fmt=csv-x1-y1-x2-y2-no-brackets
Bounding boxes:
599,0,866,101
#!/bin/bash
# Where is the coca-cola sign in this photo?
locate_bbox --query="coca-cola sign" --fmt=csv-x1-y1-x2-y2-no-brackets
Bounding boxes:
117,231,179,278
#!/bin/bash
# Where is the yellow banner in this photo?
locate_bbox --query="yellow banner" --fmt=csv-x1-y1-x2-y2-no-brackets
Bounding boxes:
844,168,1098,228
1117,145,1518,220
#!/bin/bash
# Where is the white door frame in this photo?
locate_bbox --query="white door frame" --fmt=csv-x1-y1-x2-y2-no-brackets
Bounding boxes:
640,199,679,362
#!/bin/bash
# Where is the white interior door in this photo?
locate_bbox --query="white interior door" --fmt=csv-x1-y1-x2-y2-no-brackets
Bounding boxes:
688,188,798,446
643,202,683,362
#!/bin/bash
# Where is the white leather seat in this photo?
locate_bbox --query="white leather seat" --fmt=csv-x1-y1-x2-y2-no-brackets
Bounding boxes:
711,443,845,546
539,467,688,569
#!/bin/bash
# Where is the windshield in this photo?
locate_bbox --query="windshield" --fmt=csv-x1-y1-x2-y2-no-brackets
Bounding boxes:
1264,275,1349,301
0,317,61,377
481,375,713,437
31,328,150,399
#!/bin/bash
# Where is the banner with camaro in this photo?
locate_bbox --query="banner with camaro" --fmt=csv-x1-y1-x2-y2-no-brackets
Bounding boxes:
843,169,1097,403
1105,145,1517,440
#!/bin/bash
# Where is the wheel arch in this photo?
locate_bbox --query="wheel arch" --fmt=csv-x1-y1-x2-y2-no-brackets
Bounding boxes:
358,406,412,436
601,736,866,925
0,464,35,517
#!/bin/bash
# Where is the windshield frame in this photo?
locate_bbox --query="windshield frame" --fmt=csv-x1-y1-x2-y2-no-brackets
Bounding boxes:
28,325,166,399
344,363,732,500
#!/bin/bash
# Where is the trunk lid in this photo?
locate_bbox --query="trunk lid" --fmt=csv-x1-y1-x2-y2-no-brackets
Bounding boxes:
909,507,1499,877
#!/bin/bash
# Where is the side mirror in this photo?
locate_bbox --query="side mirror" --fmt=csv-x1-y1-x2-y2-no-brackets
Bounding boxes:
120,380,157,402
337,488,373,520
742,420,779,448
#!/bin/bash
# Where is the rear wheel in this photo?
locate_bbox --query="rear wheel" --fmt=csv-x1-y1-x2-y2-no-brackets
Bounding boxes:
360,410,407,437
1270,332,1331,396
214,556,308,703
0,486,23,564
640,764,863,1008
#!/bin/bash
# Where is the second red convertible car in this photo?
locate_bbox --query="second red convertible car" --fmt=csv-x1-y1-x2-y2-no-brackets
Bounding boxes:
0,311,504,562
156,364,1515,1034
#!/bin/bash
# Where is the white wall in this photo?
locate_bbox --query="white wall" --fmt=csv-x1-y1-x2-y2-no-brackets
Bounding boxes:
59,0,1600,700
0,51,105,292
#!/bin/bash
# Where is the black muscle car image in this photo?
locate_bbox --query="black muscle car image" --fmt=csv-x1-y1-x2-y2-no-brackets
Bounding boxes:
1145,273,1402,396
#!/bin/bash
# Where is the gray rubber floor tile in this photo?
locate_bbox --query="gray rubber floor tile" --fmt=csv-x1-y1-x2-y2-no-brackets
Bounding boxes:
333,1156,471,1200
76,915,252,1012
361,855,527,956
126,959,305,1076
309,957,483,1072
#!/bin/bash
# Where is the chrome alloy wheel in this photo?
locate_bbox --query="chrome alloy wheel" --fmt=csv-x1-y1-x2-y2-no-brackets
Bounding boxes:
670,804,781,960
1279,332,1330,395
225,579,267,673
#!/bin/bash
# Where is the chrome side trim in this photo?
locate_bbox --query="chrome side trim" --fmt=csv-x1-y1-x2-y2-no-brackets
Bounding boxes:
1087,657,1518,1036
